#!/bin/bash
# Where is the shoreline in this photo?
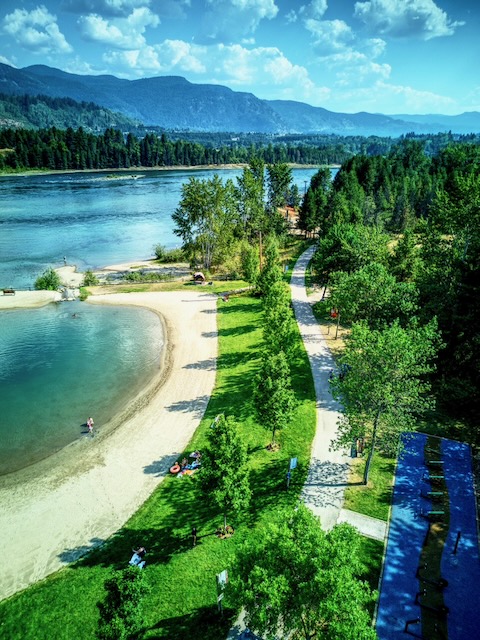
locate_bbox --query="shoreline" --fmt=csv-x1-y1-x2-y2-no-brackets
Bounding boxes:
0,289,218,601
0,162,335,179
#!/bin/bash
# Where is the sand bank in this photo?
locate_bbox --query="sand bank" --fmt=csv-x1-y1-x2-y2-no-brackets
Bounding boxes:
0,290,61,309
0,289,218,601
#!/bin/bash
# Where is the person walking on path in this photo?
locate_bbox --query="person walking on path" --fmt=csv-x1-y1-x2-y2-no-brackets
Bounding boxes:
289,245,350,530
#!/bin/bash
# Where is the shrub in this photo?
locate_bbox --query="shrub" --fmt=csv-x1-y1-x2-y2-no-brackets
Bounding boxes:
83,270,99,286
153,244,185,263
34,267,62,291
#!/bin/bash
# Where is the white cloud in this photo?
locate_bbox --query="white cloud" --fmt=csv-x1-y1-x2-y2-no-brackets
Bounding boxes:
2,5,72,55
0,55,17,67
329,51,391,86
99,38,330,105
156,40,206,73
354,0,464,40
305,19,354,54
79,7,159,49
199,0,278,43
62,0,153,17
333,80,457,114
299,0,328,20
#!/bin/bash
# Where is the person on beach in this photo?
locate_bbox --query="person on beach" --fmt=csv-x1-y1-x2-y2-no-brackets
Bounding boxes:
87,417,94,434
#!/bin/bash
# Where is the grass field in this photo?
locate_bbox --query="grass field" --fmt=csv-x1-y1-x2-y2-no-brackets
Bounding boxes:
0,291,318,639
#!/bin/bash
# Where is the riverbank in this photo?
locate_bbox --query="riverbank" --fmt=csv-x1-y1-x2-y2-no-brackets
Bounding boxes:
0,162,335,179
0,288,218,601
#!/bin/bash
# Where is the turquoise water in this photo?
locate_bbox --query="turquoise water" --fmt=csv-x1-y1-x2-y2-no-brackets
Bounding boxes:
0,166,325,473
0,301,163,475
0,167,324,288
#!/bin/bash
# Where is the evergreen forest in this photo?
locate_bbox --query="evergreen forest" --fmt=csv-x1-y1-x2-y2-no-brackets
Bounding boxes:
299,140,480,427
1,114,480,172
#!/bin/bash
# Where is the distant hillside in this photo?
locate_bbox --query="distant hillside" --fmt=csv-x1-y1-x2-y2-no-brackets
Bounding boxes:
0,92,142,132
391,112,480,133
266,100,426,136
1,62,479,136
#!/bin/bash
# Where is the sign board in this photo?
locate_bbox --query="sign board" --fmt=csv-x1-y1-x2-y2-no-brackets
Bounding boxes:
217,569,228,588
290,457,298,470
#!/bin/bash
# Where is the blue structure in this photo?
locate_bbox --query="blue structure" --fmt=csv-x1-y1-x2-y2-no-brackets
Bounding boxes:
376,433,480,640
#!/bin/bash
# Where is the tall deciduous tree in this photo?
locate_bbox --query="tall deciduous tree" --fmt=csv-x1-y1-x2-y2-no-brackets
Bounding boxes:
97,567,150,640
256,235,283,297
236,157,266,240
254,351,296,448
266,162,292,213
231,504,376,640
199,414,251,532
263,280,297,357
172,174,237,269
331,319,439,484
329,262,419,329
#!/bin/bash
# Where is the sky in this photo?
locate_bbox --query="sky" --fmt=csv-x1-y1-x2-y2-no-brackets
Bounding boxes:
0,0,478,115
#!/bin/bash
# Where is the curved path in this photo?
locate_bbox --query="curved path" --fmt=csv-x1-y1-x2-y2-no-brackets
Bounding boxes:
290,246,350,529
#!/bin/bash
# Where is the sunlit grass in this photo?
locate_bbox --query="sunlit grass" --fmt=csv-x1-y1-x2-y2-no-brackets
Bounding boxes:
0,292,316,639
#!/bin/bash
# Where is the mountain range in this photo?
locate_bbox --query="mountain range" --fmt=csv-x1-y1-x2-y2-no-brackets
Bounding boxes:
1,62,479,137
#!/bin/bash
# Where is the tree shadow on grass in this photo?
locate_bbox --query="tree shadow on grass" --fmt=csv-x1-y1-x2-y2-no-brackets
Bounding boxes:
58,472,220,572
218,324,259,337
143,605,234,640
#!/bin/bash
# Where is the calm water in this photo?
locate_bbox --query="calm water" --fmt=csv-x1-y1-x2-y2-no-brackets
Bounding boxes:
0,301,163,475
0,167,323,289
0,165,322,474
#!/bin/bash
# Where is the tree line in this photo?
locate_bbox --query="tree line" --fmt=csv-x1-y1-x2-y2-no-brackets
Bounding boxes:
303,140,479,435
2,122,479,173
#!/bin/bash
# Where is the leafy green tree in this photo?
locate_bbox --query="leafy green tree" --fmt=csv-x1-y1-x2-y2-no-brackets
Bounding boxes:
331,319,439,484
329,262,419,329
97,566,150,640
34,267,62,291
236,157,266,240
254,350,296,448
256,235,283,297
266,162,292,212
172,174,238,269
313,223,390,287
240,241,260,285
231,504,376,640
199,414,251,532
263,280,297,356
389,227,420,282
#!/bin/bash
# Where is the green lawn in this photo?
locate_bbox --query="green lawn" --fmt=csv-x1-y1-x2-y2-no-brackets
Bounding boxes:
343,454,396,522
0,293,317,639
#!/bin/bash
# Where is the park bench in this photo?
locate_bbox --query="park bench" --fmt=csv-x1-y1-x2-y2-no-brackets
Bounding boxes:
2,288,15,295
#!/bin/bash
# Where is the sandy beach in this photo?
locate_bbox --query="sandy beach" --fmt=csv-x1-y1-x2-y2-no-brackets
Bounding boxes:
0,288,218,601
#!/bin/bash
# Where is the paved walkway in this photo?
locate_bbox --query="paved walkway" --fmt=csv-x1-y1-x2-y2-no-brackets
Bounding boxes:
338,508,387,541
290,245,350,529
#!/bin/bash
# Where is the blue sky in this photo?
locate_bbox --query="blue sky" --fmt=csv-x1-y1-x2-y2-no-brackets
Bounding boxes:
0,0,478,115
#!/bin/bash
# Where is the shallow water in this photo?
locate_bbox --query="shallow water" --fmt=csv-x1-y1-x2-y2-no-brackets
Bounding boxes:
0,165,325,473
0,167,324,288
0,301,163,475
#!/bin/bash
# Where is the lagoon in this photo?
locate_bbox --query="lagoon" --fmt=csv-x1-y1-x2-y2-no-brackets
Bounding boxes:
0,300,163,475
0,165,322,474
